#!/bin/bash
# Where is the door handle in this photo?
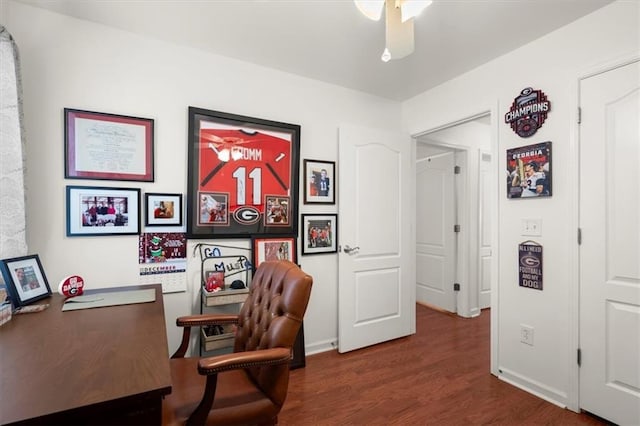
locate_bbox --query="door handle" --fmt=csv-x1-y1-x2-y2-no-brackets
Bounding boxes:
343,245,360,254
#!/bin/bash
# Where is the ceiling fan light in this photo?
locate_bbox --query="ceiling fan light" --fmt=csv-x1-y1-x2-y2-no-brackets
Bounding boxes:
400,0,432,23
381,47,391,62
354,0,385,21
385,0,414,60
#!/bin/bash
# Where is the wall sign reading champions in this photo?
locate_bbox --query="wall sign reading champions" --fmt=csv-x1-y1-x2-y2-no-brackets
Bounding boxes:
505,87,551,138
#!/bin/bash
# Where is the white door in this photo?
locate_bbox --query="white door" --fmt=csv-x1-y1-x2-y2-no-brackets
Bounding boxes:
579,60,640,425
415,151,456,312
478,151,492,309
337,124,415,353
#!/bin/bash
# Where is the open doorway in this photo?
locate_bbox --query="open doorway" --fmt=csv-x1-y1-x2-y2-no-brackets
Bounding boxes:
415,113,493,317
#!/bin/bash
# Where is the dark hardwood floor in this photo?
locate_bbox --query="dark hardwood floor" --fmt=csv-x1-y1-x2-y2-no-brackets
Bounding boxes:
280,304,608,425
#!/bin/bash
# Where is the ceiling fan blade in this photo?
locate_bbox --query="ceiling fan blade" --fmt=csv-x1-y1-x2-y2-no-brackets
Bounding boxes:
385,0,414,59
354,0,385,21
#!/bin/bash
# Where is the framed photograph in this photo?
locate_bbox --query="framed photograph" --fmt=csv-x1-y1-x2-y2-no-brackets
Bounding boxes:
64,108,154,182
303,159,335,204
145,193,183,227
0,254,52,308
301,214,338,255
187,107,300,238
203,270,225,292
66,185,141,236
252,236,297,269
506,141,552,199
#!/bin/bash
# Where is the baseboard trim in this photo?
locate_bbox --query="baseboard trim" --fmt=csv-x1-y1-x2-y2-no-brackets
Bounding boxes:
305,339,337,356
498,367,568,408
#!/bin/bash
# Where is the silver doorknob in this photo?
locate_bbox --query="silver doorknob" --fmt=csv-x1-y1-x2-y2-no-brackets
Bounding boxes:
343,245,360,254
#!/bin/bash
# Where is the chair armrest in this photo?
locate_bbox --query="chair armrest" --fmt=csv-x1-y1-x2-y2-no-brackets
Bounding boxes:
185,348,292,425
171,314,240,359
197,347,292,375
176,314,239,327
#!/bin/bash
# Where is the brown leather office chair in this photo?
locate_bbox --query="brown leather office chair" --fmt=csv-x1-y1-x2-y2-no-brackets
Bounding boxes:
163,260,313,426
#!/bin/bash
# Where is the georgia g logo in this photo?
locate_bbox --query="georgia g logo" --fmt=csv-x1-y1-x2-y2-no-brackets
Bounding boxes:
520,254,541,268
234,206,261,225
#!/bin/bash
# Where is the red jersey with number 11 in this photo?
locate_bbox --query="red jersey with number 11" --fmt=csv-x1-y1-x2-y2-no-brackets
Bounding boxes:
198,128,292,213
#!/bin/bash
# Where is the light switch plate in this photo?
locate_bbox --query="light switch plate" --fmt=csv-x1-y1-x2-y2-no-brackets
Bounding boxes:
522,218,542,236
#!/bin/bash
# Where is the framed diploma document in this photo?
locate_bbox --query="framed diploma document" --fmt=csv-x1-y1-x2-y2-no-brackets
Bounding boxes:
187,107,300,238
64,108,154,182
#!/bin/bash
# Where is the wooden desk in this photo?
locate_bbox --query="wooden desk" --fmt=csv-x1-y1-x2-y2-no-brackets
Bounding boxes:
0,284,172,425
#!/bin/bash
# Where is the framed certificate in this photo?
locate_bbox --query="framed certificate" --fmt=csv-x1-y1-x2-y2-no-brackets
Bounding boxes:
187,107,300,238
64,109,154,182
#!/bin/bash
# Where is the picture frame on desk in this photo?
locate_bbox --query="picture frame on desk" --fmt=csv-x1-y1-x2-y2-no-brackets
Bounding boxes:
66,185,141,236
64,108,155,182
0,254,52,308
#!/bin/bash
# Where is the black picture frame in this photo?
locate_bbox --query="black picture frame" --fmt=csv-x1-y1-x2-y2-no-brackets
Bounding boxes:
66,185,141,236
144,193,183,227
506,141,552,199
301,214,338,255
187,107,300,238
0,254,52,308
64,108,154,182
303,159,335,204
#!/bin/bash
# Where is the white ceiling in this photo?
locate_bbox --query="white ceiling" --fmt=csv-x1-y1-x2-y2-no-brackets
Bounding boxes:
16,0,613,101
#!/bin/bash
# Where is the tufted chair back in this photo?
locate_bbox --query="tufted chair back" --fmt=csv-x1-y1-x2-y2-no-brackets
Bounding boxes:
163,260,313,426
233,260,312,406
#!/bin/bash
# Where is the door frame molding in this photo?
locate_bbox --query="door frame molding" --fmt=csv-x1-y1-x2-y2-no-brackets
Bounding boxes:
572,53,640,413
412,107,500,375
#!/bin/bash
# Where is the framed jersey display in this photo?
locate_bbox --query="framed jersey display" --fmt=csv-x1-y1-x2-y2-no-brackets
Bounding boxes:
187,107,300,238
506,141,552,199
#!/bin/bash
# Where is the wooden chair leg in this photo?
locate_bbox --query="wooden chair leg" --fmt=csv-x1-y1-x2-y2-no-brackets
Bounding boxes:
186,374,218,426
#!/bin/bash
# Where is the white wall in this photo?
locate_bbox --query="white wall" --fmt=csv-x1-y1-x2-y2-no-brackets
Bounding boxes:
2,0,402,354
403,0,639,410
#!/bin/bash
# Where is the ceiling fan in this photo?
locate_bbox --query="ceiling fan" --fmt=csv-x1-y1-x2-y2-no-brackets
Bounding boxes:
354,0,432,62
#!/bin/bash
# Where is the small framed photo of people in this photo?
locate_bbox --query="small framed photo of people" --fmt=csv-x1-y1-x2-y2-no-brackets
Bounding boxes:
145,193,183,227
303,159,335,205
0,254,52,308
66,185,141,236
301,214,338,255
506,141,552,199
252,236,297,269
264,196,290,227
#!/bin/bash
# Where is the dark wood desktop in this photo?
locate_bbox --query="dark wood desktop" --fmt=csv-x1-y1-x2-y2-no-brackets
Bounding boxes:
0,284,172,425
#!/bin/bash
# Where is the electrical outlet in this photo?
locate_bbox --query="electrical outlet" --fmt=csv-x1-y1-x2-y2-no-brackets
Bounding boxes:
520,324,534,346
